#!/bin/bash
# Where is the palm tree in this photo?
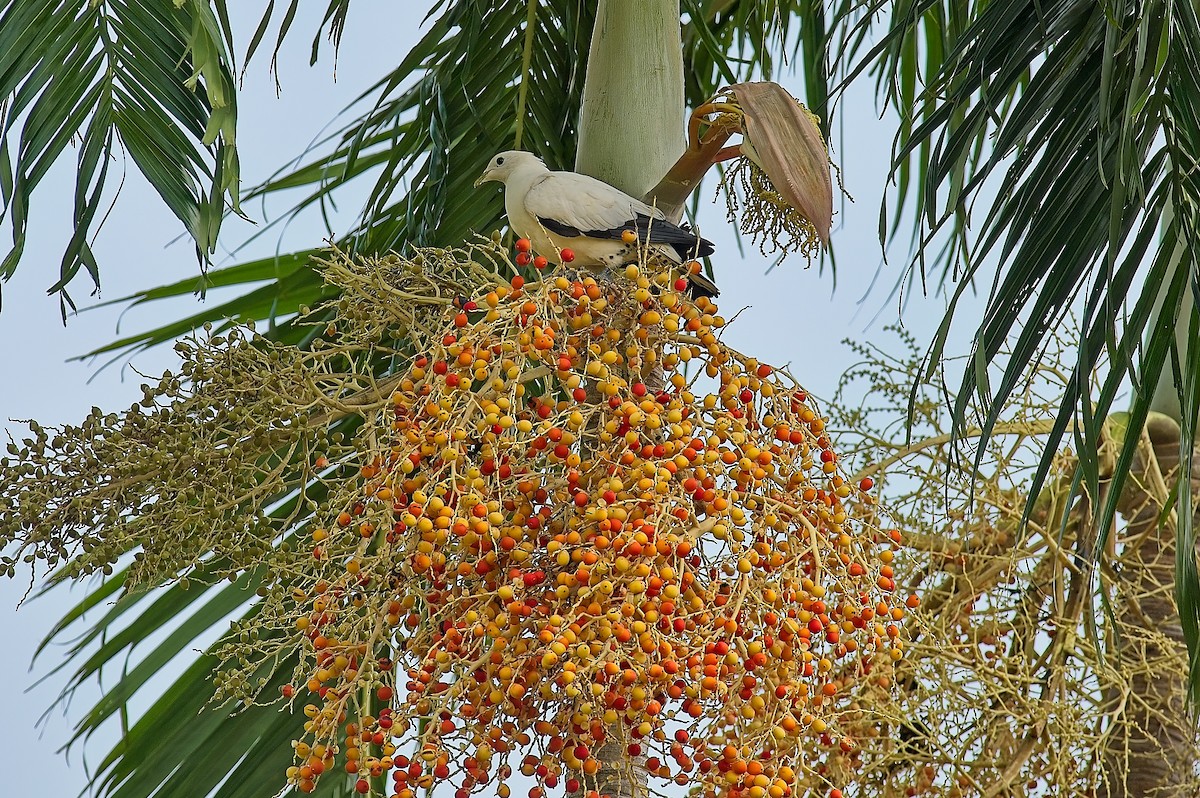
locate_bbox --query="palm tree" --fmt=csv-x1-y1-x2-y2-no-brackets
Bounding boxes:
1,1,1198,798
0,3,830,798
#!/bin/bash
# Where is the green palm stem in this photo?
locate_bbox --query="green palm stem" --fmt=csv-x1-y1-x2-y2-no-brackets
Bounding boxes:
574,0,685,199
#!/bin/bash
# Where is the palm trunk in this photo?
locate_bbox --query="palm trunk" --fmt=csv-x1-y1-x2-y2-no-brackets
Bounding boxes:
1104,198,1200,796
1103,413,1198,798
572,4,685,798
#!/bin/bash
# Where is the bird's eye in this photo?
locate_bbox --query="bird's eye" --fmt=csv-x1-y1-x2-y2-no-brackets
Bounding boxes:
496,156,505,166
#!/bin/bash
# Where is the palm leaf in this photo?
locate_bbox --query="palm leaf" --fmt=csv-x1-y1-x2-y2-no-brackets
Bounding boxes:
832,0,1200,697
0,0,241,313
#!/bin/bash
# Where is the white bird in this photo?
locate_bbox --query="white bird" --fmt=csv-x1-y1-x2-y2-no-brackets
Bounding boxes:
473,151,718,297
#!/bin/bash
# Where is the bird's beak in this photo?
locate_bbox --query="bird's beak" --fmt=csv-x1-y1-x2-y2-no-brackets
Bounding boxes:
473,171,489,189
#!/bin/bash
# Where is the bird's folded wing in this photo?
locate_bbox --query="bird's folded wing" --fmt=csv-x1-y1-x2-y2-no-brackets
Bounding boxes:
524,174,662,234
525,174,710,255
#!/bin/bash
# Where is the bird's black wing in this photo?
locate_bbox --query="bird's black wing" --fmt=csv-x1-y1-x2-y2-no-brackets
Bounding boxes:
537,213,715,259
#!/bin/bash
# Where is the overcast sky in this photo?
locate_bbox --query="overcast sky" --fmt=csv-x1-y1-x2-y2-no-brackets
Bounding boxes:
0,4,983,796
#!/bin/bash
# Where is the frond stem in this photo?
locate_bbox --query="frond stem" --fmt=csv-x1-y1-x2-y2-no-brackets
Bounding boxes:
513,0,539,151
850,419,1068,484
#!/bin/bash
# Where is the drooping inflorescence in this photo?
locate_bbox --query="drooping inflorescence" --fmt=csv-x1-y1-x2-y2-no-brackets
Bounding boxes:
0,241,915,798
821,330,1200,798
720,157,826,261
257,243,914,798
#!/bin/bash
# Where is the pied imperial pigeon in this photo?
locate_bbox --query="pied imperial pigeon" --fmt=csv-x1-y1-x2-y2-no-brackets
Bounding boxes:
474,151,717,297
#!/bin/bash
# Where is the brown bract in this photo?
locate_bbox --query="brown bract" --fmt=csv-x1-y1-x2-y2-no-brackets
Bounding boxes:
646,81,833,258
727,82,833,245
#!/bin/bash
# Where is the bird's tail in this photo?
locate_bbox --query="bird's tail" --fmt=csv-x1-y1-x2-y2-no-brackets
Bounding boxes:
673,221,715,260
691,234,716,259
686,269,720,299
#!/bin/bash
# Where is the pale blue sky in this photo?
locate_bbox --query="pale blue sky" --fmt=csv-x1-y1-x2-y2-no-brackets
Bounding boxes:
0,5,981,796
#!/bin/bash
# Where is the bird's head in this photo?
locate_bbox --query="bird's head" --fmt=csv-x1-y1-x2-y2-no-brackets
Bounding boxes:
473,151,545,188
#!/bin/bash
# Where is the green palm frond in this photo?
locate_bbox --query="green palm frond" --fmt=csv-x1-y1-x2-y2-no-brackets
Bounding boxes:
80,0,599,358
241,0,353,76
0,0,240,313
833,0,1200,698
1161,1,1200,703
81,0,823,362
